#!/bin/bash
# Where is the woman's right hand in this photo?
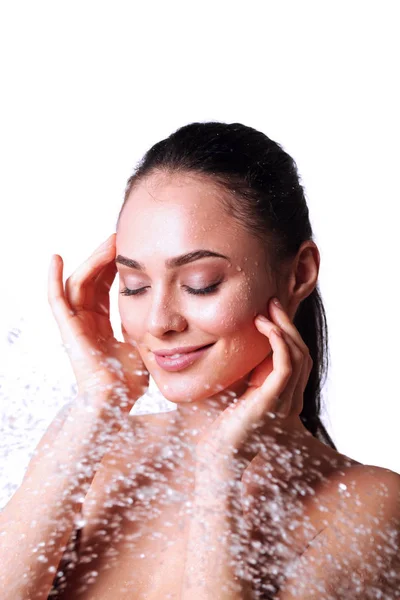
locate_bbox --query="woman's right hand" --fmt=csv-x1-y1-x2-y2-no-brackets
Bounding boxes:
48,233,149,416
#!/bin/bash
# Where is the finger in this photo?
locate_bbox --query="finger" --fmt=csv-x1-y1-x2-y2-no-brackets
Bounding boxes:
48,255,115,382
246,351,273,389
252,326,299,419
294,351,313,409
87,256,118,315
283,347,313,419
278,329,304,401
269,299,314,404
48,254,75,342
241,323,292,420
95,260,118,315
65,235,115,310
269,298,310,355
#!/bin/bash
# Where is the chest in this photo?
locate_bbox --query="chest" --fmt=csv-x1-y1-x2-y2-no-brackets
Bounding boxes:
53,433,194,599
50,435,353,599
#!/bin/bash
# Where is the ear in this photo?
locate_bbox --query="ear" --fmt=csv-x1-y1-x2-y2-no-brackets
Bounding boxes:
286,241,320,320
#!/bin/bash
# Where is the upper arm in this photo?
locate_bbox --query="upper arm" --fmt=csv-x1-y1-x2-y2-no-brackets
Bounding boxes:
278,467,400,599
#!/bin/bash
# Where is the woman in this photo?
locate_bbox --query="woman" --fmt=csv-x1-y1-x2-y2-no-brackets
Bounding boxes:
1,122,399,599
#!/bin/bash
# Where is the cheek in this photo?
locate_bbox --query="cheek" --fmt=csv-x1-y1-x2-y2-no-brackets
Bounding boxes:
203,280,271,370
118,300,146,341
191,279,266,337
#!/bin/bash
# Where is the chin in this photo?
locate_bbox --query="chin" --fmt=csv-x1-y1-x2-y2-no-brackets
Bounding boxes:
151,371,246,405
152,382,213,404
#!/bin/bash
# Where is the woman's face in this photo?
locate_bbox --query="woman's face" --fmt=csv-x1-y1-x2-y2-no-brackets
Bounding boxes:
116,172,277,404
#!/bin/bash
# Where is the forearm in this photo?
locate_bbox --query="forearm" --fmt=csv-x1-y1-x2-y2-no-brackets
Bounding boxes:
182,462,253,600
0,391,124,600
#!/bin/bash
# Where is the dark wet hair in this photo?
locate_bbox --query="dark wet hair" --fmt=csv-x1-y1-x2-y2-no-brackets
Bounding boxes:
117,121,337,450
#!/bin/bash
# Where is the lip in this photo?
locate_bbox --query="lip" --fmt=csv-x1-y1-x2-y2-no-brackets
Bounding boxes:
153,344,213,357
153,343,214,372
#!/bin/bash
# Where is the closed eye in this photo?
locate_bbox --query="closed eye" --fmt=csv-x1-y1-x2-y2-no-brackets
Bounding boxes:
184,282,221,295
120,281,222,297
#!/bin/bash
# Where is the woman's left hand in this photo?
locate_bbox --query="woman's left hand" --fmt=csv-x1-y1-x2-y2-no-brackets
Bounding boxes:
195,297,313,478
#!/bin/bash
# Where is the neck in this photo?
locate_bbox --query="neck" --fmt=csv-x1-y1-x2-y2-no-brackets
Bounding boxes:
168,377,312,447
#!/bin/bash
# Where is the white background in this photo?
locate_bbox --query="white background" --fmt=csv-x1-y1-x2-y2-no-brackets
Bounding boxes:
1,1,399,509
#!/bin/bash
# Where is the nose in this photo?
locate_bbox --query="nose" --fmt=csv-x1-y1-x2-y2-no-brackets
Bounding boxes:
146,287,187,338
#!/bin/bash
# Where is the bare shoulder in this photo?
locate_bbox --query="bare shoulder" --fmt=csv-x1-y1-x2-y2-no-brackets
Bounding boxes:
304,448,400,532
277,462,400,598
327,459,400,499
349,461,400,486
335,462,400,520
291,432,400,506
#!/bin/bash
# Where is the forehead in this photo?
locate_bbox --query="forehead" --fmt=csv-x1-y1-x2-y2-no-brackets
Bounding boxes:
117,173,245,249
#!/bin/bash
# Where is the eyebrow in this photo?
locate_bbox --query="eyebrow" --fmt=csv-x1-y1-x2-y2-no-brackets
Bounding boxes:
115,249,230,271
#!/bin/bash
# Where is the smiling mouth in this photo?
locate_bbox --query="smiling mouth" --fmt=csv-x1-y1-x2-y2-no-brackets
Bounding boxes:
162,343,214,358
153,343,215,372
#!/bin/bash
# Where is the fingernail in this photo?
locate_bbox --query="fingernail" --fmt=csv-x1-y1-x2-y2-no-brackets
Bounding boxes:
255,314,269,322
272,297,282,308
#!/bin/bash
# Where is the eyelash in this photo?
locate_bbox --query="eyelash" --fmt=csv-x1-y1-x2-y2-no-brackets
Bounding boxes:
120,281,222,297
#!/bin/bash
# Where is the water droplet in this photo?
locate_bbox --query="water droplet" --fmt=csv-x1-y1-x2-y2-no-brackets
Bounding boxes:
37,554,48,563
7,327,21,344
75,517,87,528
